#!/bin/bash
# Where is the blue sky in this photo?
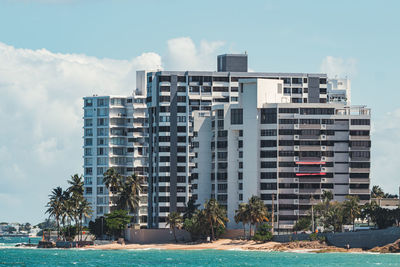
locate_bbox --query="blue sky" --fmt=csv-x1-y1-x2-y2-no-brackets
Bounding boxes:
0,0,399,224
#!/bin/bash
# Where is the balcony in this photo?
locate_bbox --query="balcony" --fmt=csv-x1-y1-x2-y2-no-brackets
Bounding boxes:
299,188,321,194
349,189,370,194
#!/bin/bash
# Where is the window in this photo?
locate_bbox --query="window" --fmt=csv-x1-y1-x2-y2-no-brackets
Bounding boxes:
261,162,277,168
300,108,334,115
85,168,92,175
84,148,92,156
350,130,370,136
260,151,277,158
261,172,277,179
351,119,370,125
85,138,92,146
260,140,277,147
160,96,170,102
231,109,243,125
279,108,298,114
261,183,277,190
261,129,277,136
261,108,277,124
85,187,92,195
84,119,93,127
85,99,93,107
284,87,291,95
279,119,298,124
320,78,327,84
350,162,370,168
85,128,93,136
97,118,108,126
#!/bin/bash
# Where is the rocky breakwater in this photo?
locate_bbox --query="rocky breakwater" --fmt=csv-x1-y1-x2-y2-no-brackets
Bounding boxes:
369,239,400,253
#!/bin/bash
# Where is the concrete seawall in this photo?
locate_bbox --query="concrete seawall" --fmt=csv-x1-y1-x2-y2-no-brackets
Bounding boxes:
125,229,191,244
273,227,400,249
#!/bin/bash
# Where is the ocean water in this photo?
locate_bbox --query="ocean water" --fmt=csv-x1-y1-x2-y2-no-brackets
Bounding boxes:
1,237,400,266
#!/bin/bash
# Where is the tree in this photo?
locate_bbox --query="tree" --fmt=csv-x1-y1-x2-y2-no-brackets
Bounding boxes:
234,203,250,238
166,212,183,243
76,197,92,241
371,185,384,199
322,190,333,203
361,200,378,227
103,168,123,194
89,217,108,238
183,209,209,241
293,217,311,232
314,201,345,232
343,195,361,231
248,196,269,237
253,223,273,242
46,186,64,238
105,210,131,239
67,174,87,240
67,174,84,196
183,199,200,220
116,174,143,222
204,199,228,241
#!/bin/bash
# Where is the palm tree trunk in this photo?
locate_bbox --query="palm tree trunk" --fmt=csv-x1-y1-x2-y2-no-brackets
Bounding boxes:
173,227,177,243
210,221,214,242
243,224,246,239
249,224,251,239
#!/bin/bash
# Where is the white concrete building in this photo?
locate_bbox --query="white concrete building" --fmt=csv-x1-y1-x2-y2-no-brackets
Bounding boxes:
192,78,371,231
83,72,149,226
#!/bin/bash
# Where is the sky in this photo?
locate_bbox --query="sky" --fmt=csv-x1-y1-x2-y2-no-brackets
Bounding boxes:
0,0,399,224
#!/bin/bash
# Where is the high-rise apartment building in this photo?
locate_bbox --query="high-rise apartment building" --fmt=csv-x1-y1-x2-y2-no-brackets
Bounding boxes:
145,54,335,228
83,54,370,231
82,73,149,226
192,78,370,231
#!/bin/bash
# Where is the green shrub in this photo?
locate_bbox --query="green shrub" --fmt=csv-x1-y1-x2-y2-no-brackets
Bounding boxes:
252,223,273,242
309,232,318,241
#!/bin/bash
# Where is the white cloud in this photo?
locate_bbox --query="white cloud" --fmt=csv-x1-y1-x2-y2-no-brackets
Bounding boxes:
371,109,400,194
165,37,225,71
0,37,226,224
320,56,357,78
0,42,162,224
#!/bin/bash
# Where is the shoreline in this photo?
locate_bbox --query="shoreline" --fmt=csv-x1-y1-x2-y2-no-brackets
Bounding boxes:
82,239,365,253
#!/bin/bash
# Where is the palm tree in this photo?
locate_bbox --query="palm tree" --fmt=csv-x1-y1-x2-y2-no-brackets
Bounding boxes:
183,199,200,220
344,195,361,231
76,197,92,241
103,168,123,194
45,187,63,238
322,190,333,203
116,174,144,222
248,196,268,237
166,212,183,243
371,185,384,199
67,174,84,197
204,199,228,241
234,203,249,238
60,190,74,240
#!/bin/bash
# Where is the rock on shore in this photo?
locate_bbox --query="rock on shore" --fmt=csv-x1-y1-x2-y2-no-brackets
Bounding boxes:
369,239,400,253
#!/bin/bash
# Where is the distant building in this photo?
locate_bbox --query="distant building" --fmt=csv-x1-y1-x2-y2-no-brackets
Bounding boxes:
372,198,400,210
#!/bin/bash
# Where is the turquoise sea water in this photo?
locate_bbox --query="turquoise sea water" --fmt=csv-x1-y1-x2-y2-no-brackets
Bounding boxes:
1,237,400,266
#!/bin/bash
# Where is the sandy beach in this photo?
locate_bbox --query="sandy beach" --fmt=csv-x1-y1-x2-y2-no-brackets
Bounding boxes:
85,239,364,253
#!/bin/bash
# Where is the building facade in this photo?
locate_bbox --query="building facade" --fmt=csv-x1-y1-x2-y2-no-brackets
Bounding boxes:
82,73,149,226
82,54,370,230
145,54,334,228
192,78,371,230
